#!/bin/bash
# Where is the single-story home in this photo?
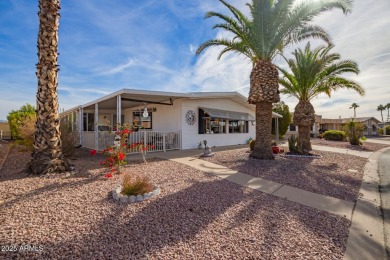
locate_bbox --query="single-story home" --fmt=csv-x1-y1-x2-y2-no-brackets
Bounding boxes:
287,115,381,137
0,122,11,140
60,89,282,153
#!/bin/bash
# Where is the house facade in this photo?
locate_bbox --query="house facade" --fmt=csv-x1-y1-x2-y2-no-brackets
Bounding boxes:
286,114,381,137
60,89,282,153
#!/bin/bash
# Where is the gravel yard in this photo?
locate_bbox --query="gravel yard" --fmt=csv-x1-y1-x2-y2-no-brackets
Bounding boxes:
0,147,350,259
202,148,366,202
310,138,388,151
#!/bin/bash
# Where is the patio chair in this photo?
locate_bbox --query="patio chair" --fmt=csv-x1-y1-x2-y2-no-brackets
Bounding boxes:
165,132,175,149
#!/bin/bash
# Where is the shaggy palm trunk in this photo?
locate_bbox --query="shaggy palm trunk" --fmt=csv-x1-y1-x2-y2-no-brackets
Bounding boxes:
28,0,70,174
293,100,315,152
248,61,279,160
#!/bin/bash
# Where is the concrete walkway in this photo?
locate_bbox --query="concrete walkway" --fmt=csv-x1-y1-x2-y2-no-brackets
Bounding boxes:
379,147,390,257
147,143,390,259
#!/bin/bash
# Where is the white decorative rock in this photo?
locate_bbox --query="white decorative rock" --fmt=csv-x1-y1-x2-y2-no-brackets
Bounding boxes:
136,195,143,202
112,192,118,200
143,193,150,200
129,195,136,203
155,188,161,195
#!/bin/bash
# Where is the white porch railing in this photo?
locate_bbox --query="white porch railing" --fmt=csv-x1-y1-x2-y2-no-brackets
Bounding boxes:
98,130,181,154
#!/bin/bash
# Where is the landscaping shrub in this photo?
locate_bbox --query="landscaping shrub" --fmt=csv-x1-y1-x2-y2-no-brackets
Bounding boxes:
7,103,36,139
272,101,291,138
15,114,36,149
323,130,346,141
121,174,153,196
249,139,255,151
288,135,303,154
60,123,78,158
386,125,390,135
343,120,364,145
379,128,384,135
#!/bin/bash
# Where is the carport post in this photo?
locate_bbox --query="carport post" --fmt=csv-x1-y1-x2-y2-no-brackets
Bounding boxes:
117,95,122,126
79,107,83,146
95,103,99,150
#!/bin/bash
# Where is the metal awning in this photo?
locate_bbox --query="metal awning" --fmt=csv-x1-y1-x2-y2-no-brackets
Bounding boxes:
200,107,255,121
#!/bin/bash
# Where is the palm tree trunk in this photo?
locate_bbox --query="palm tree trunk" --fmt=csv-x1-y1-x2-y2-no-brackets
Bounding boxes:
250,102,274,160
297,125,312,151
28,0,70,174
293,100,315,152
381,111,383,122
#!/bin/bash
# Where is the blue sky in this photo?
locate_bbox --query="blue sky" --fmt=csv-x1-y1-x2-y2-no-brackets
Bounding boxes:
0,0,389,121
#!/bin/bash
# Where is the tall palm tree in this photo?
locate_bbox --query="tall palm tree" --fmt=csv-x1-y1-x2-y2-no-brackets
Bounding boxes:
377,104,385,122
349,102,359,118
386,103,390,122
279,43,364,151
196,0,352,159
28,0,70,174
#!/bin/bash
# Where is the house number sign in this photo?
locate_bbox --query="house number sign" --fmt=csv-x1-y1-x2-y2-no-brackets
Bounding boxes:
185,110,196,125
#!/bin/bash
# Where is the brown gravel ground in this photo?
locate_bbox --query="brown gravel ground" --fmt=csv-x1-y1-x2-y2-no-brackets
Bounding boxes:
202,148,366,202
310,138,388,151
0,147,350,259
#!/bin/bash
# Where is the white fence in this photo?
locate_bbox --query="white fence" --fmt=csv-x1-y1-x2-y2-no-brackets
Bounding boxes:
98,130,181,154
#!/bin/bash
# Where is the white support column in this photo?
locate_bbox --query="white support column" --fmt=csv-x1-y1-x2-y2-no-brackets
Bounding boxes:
71,111,74,132
79,108,83,146
116,95,122,126
276,118,279,142
95,103,99,150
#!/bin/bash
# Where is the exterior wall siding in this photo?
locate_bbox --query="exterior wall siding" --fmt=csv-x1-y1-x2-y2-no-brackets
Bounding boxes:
180,99,255,149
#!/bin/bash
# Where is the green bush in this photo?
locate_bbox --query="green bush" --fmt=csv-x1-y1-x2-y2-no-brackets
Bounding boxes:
288,135,303,154
249,139,256,151
272,101,292,138
323,130,346,141
343,120,364,145
386,125,390,135
378,128,384,135
7,103,36,139
121,174,153,196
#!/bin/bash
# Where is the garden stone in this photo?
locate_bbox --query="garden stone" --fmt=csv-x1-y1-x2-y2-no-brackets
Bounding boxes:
129,195,136,203
143,193,150,200
136,195,143,202
112,191,118,200
155,187,161,195
120,196,128,203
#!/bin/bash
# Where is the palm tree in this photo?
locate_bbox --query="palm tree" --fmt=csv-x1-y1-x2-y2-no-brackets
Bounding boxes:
377,104,385,122
349,102,359,118
279,43,364,151
387,103,390,122
28,0,70,174
196,0,352,159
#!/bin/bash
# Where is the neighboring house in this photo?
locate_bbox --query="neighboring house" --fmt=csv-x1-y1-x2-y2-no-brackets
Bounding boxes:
60,89,282,153
286,115,381,137
0,122,11,140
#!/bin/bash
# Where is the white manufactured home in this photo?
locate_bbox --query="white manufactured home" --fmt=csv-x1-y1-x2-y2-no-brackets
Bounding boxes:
60,89,282,153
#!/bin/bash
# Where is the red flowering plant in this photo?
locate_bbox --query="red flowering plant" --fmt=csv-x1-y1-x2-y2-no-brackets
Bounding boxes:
128,142,155,164
98,124,134,177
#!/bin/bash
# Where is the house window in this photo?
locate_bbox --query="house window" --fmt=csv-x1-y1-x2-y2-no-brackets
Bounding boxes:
133,111,152,129
83,113,94,131
229,120,248,133
289,124,296,131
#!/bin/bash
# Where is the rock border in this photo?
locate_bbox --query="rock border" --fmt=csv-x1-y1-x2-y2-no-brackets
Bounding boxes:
282,154,322,159
112,185,160,204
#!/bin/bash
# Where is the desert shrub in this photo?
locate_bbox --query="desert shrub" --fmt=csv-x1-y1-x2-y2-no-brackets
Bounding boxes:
378,128,384,135
386,125,390,135
121,174,153,196
60,123,78,158
7,103,36,139
288,135,303,154
249,139,256,151
343,120,364,145
323,130,346,141
15,114,36,149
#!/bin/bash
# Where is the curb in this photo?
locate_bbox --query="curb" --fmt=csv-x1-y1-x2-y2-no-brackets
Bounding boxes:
344,146,390,260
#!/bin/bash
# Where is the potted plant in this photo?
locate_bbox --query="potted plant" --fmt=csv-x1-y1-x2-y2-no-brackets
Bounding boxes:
271,141,280,154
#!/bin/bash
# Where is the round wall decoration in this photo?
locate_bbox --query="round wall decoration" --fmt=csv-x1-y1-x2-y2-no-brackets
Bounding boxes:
185,110,196,125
